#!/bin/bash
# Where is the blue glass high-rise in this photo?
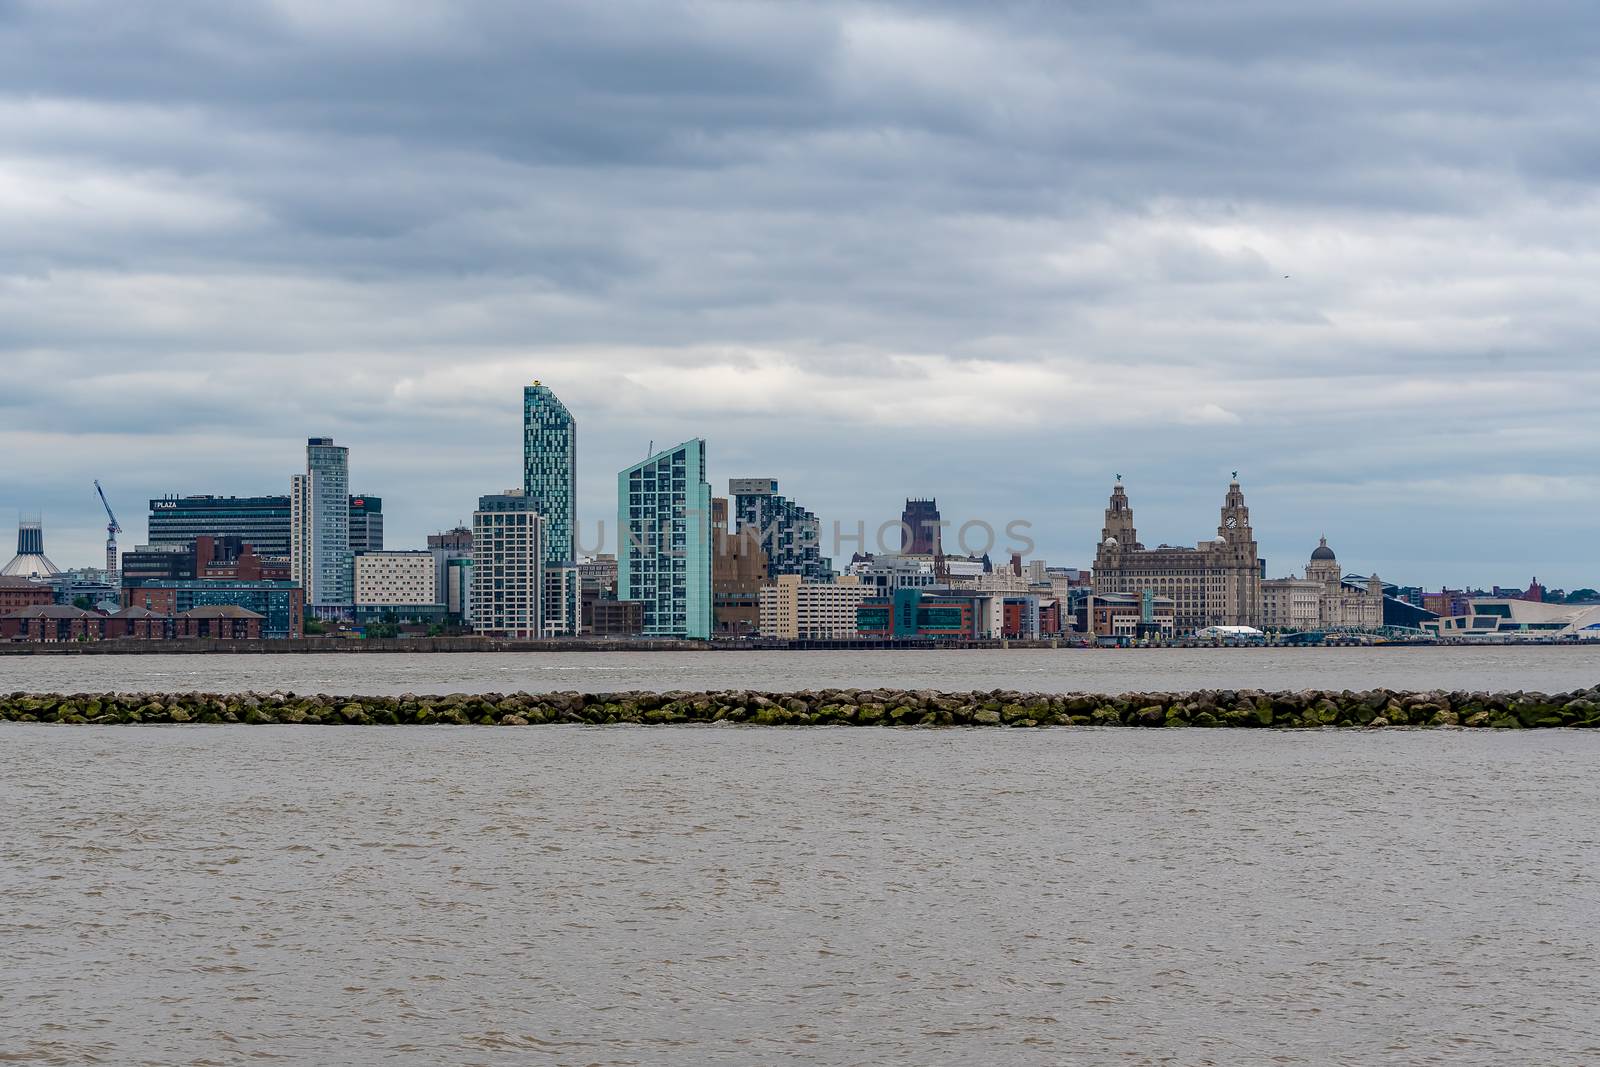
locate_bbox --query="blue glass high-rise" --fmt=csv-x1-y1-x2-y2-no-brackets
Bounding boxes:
523,382,578,635
618,439,712,639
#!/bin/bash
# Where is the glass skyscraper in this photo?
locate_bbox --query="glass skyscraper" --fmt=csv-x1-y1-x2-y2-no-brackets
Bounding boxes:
618,439,712,639
290,437,351,610
523,382,578,635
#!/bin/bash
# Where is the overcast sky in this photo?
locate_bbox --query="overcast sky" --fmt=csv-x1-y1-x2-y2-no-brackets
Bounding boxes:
2,0,1596,588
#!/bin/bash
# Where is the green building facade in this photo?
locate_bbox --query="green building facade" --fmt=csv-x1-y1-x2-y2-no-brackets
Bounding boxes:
618,439,711,639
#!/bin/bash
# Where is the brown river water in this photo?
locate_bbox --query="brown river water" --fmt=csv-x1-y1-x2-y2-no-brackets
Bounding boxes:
2,725,1598,1065
2,644,1598,696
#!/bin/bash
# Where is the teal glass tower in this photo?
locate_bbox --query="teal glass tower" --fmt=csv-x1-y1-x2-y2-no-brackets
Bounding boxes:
523,382,578,634
618,439,712,639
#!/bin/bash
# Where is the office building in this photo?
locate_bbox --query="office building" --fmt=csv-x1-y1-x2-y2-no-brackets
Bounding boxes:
349,495,384,555
578,555,618,597
578,554,622,635
147,496,293,558
544,564,579,638
1261,576,1322,632
1092,477,1263,633
428,527,473,553
0,576,56,612
845,554,939,595
125,536,286,586
290,437,353,612
1076,592,1178,642
758,574,872,640
472,491,544,638
618,439,712,639
730,478,832,582
1263,539,1387,633
441,556,473,622
122,544,195,583
427,527,473,622
1002,596,1063,638
589,598,645,637
120,579,304,639
524,382,579,635
354,550,443,622
856,588,1003,640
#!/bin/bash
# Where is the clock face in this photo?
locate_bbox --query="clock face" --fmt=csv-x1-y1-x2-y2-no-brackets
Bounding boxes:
1225,516,1238,529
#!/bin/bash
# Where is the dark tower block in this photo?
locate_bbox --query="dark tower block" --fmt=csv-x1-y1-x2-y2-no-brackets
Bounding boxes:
901,498,943,556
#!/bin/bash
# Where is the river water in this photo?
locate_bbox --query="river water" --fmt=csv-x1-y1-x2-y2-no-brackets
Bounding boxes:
2,726,1598,1066
2,645,1598,696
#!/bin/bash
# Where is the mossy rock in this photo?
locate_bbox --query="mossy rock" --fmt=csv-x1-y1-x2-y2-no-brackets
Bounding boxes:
1134,705,1165,727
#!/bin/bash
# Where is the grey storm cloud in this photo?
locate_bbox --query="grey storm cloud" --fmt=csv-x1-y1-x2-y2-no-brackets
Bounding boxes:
0,0,1596,586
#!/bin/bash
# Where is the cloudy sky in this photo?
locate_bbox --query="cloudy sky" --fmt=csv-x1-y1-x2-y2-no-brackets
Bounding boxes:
2,0,1596,587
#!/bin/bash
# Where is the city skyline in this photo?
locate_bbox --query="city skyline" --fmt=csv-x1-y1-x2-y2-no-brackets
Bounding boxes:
0,414,1590,590
2,3,1597,586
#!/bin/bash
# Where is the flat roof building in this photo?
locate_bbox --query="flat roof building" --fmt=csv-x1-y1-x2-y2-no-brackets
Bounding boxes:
759,574,871,640
148,496,293,558
618,440,712,640
472,491,544,638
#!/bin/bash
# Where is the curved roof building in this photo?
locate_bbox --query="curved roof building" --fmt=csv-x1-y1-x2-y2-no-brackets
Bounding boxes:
2,519,61,579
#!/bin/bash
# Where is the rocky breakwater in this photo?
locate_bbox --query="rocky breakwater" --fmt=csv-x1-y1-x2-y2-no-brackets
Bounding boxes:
2,687,1600,727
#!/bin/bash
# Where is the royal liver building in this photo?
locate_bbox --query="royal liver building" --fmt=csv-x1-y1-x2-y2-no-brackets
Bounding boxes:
1093,477,1263,633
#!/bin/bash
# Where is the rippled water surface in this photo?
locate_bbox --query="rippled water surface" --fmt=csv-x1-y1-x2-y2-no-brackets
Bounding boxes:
3,726,1599,1066
2,644,1598,696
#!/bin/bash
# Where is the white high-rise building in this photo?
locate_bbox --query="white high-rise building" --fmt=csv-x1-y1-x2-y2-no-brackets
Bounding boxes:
472,490,544,638
290,437,352,613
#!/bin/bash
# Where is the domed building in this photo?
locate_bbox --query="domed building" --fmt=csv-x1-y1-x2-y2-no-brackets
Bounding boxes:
2,519,60,580
1262,537,1384,632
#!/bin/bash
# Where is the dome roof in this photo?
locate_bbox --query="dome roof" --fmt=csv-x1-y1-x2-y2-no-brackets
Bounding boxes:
1,553,60,579
1310,536,1336,562
4,520,59,579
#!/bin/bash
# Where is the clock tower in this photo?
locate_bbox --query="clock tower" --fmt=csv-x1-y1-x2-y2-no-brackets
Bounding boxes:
1213,476,1261,627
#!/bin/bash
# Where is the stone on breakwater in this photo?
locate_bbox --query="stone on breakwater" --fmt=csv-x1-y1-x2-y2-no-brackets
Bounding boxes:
2,686,1599,728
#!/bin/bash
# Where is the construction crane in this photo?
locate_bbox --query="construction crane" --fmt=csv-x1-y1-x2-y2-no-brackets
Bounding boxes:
94,480,122,575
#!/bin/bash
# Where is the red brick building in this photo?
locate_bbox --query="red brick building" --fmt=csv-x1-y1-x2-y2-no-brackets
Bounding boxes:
195,537,290,581
1,605,105,642
108,606,175,640
0,577,56,613
175,605,264,639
